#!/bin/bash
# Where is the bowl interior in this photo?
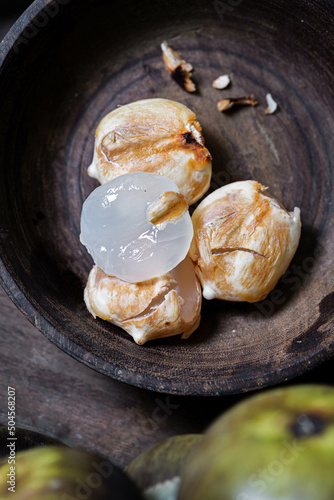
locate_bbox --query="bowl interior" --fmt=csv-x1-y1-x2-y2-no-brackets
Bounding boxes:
0,0,333,395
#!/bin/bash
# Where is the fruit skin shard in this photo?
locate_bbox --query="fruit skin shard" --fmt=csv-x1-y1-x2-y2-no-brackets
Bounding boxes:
80,172,193,283
179,385,334,500
161,41,196,93
87,98,212,205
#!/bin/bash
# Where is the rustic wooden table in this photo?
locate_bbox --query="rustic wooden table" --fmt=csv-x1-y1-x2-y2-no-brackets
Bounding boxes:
0,4,333,470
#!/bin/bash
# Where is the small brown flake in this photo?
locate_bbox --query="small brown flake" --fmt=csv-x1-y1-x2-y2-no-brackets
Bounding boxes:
161,41,196,93
217,94,258,112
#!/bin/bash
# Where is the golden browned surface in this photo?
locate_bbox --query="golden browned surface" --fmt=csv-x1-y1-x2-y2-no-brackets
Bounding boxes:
88,98,212,205
189,180,301,302
147,191,188,227
84,258,201,345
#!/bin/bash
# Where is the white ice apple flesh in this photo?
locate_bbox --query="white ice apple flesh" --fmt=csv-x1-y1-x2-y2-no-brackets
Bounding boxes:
80,172,193,282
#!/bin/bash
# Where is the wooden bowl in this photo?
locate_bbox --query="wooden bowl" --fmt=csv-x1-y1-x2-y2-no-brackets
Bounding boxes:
0,0,333,395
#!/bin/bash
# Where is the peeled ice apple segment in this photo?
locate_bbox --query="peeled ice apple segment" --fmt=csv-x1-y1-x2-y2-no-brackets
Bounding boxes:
87,98,212,205
189,180,301,302
84,257,202,344
80,172,193,283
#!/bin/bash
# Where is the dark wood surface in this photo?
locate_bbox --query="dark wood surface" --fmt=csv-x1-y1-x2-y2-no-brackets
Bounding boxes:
1,281,334,468
0,1,334,468
0,283,239,468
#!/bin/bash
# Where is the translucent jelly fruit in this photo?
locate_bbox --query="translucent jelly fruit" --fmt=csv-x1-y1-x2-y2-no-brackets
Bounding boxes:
80,172,194,282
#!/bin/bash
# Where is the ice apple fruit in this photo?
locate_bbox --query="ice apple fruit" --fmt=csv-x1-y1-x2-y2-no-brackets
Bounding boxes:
179,385,334,500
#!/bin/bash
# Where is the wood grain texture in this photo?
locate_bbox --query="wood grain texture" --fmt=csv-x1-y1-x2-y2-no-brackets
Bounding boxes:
0,284,245,467
0,0,333,395
0,283,333,468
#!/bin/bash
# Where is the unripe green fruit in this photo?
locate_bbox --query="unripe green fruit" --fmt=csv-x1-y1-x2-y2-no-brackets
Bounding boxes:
0,446,142,500
127,434,202,500
179,385,334,500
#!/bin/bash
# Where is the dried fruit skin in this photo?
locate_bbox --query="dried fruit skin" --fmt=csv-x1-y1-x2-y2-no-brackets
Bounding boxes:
161,41,196,92
217,94,258,112
84,257,202,345
88,98,212,205
189,180,301,302
147,191,188,228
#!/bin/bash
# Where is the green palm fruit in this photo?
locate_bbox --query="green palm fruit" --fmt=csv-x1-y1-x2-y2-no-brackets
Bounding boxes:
127,434,202,500
0,445,142,499
179,385,334,500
